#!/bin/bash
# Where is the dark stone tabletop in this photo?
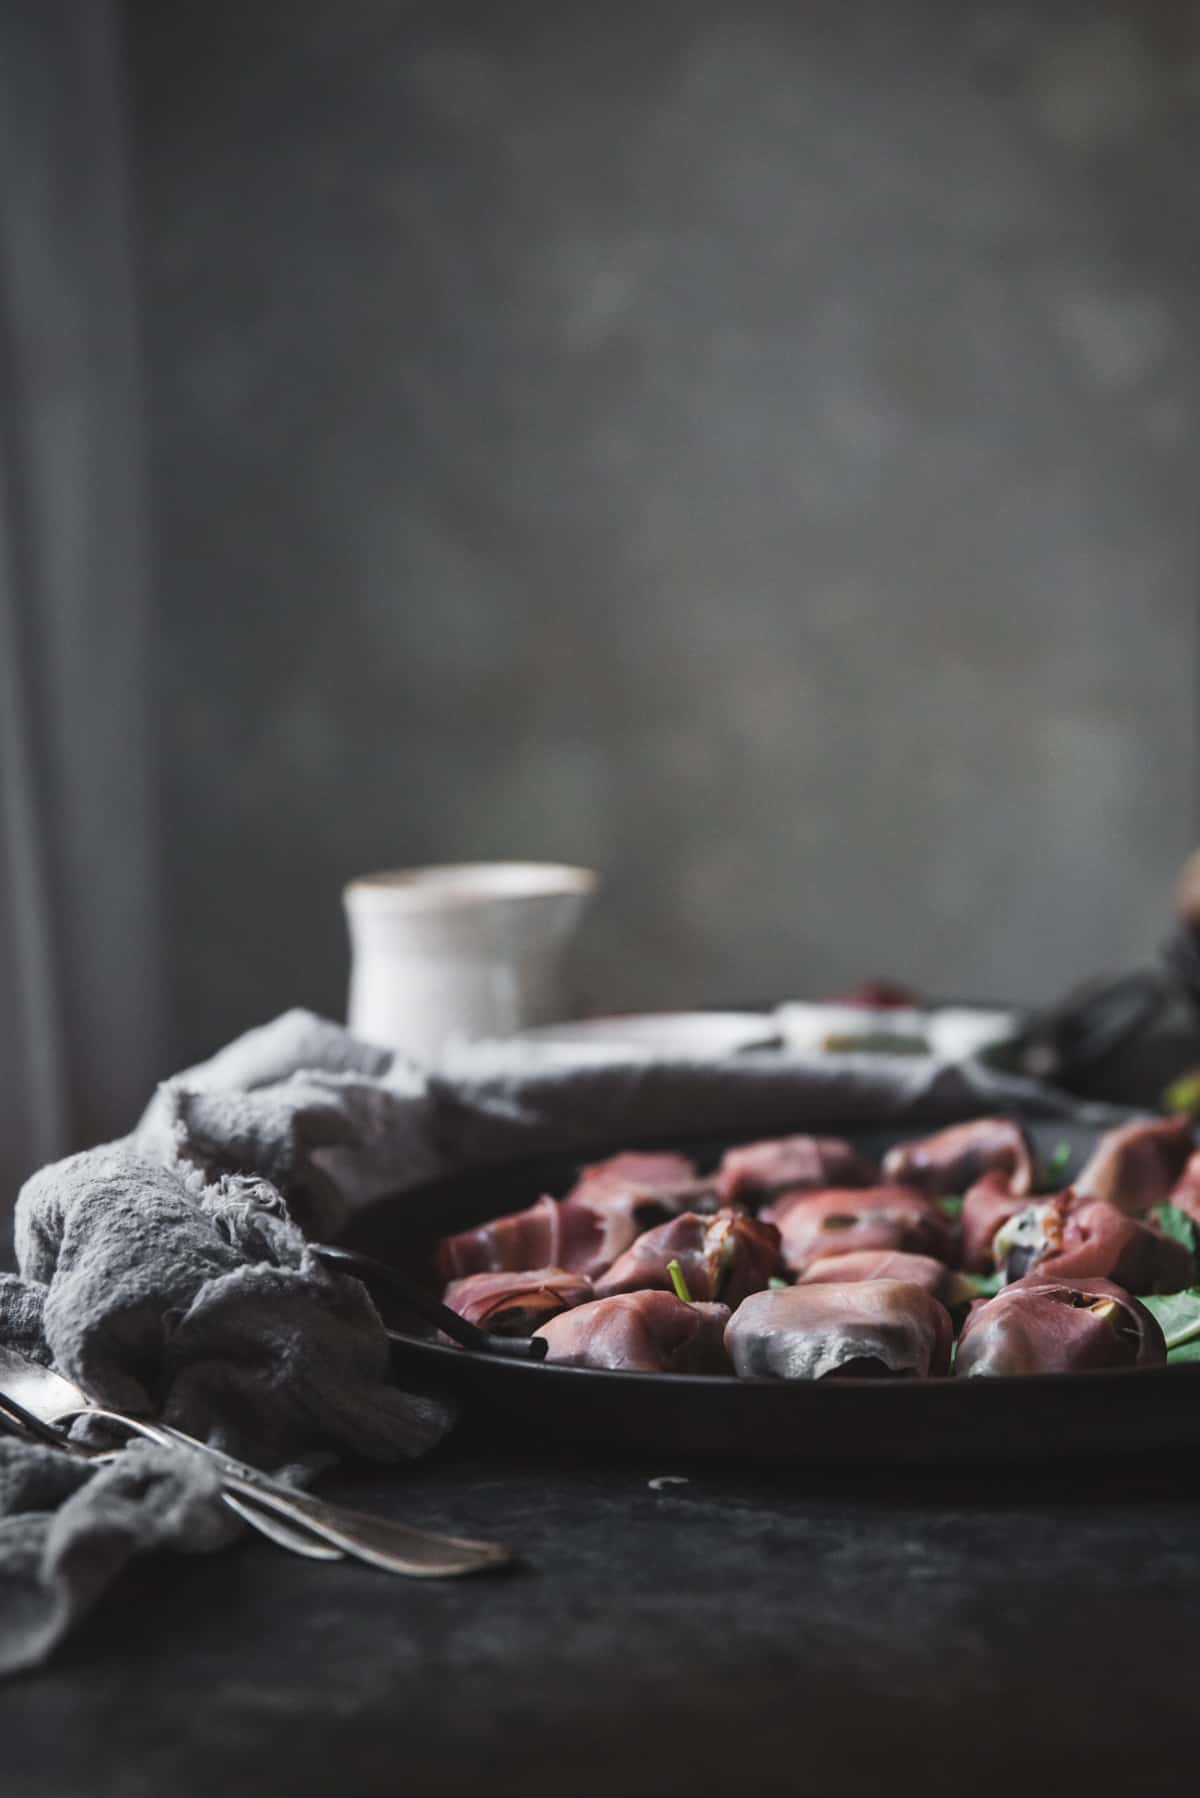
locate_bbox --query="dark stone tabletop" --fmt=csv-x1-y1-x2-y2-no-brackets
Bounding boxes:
5,1440,1200,1798
7,1028,1200,1798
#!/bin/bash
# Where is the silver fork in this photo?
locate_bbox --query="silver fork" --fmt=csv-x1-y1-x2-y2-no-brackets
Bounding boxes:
0,1345,511,1578
0,1390,341,1560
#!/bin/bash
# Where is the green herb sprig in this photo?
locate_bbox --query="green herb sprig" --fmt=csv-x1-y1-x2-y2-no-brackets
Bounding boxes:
666,1258,693,1305
1041,1142,1072,1189
1163,1069,1200,1120
966,1271,1004,1300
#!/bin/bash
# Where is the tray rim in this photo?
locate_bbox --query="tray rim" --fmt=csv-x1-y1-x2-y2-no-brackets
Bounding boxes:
384,1325,1200,1393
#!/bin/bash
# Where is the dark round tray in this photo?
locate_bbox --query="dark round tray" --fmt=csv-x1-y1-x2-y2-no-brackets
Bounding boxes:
339,1117,1200,1464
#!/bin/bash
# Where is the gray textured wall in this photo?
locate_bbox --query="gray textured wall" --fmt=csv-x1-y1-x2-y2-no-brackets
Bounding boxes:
127,0,1199,1065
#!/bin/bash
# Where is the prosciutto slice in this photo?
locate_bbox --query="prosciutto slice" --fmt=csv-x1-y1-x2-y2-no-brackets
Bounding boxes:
567,1150,698,1201
725,1281,953,1381
442,1267,593,1336
564,1150,717,1230
1074,1116,1194,1216
882,1118,1033,1198
962,1172,1029,1273
534,1291,732,1374
435,1193,634,1283
955,1275,1166,1377
799,1248,972,1311
1168,1148,1200,1226
992,1190,1192,1293
763,1186,955,1275
594,1209,780,1306
715,1135,876,1207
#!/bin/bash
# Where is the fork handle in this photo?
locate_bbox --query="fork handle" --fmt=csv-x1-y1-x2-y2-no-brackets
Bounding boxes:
0,1395,340,1562
75,1409,510,1578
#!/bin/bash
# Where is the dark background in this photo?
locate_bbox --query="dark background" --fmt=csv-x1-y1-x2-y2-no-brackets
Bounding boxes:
125,0,1200,1069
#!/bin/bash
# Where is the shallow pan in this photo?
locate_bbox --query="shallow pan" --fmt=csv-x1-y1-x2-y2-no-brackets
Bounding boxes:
338,1117,1200,1464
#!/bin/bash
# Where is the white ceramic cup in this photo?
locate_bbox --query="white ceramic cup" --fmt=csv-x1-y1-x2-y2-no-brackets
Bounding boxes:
343,862,598,1062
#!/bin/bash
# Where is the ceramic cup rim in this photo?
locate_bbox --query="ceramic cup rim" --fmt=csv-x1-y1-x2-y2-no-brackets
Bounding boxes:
343,860,598,915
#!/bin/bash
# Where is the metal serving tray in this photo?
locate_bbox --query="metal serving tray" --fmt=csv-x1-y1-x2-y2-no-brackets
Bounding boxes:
339,1119,1200,1465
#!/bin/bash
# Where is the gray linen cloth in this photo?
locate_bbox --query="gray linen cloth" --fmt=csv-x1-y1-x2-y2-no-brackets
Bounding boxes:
0,1009,1129,1675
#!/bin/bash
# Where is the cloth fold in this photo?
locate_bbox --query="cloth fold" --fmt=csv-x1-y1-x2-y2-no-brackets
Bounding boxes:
139,1021,1133,1240
0,1437,231,1676
0,1008,1134,1676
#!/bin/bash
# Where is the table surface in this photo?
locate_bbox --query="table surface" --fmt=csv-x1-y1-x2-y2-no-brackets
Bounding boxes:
5,1441,1200,1798
8,1028,1200,1798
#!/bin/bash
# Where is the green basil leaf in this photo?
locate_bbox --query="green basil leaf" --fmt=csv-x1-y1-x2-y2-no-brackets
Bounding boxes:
1142,1288,1200,1350
1155,1203,1199,1254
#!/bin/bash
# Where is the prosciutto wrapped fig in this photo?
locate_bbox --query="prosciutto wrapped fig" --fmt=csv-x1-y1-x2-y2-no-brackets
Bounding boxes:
799,1248,973,1312
1073,1115,1193,1215
442,1267,593,1336
763,1186,955,1276
991,1190,1192,1293
534,1290,732,1374
715,1135,876,1207
725,1281,953,1381
955,1275,1166,1377
435,1193,634,1283
594,1209,780,1306
882,1118,1034,1198
565,1150,716,1225
961,1171,1029,1273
